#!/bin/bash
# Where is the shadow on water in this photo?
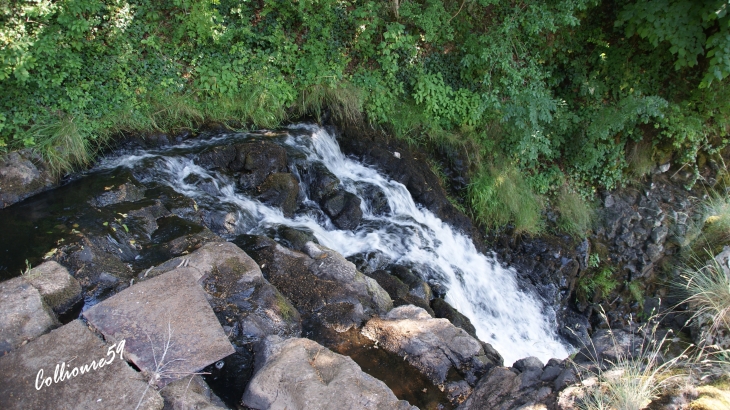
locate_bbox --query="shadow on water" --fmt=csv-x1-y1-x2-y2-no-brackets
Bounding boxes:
306,320,454,410
0,170,136,281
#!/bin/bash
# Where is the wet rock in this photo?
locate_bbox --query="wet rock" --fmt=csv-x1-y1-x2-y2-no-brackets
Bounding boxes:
0,277,58,354
238,235,392,332
0,150,55,208
160,375,227,410
23,261,82,316
321,189,363,230
233,141,289,189
275,226,318,252
242,335,417,410
366,270,434,316
362,305,499,386
306,161,340,202
431,298,478,338
124,199,172,235
358,183,391,216
203,210,238,234
573,328,641,365
145,241,301,345
196,145,237,170
84,269,235,388
88,182,145,207
257,172,299,217
456,366,554,410
0,320,163,410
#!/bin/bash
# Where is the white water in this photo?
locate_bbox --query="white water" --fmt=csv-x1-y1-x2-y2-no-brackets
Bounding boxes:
96,124,569,364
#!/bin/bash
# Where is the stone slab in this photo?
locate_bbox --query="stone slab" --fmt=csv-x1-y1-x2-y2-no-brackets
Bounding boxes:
0,277,58,355
24,261,82,315
83,269,235,388
0,320,162,410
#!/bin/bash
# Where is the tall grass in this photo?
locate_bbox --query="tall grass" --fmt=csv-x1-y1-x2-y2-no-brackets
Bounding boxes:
294,83,362,124
468,160,544,234
679,251,730,344
575,318,687,410
29,116,93,175
556,184,595,237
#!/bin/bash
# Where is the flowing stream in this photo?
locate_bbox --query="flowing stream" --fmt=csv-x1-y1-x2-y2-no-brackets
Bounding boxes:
66,125,571,363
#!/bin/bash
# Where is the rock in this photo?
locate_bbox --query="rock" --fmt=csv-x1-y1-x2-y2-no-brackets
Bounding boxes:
0,320,163,410
366,269,434,316
233,141,289,190
196,145,237,170
306,161,340,202
553,367,577,391
358,183,391,216
88,182,145,207
457,367,539,410
540,365,563,382
257,172,299,217
513,357,544,373
242,336,417,410
431,297,478,338
23,261,82,316
0,277,58,354
238,235,392,331
362,305,498,386
275,226,318,252
321,190,363,230
160,375,227,410
0,150,55,208
83,269,235,388
144,242,301,345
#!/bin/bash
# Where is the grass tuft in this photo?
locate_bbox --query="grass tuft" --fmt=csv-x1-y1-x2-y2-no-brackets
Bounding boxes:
556,184,595,237
30,116,93,175
679,251,730,343
295,82,362,124
468,160,544,234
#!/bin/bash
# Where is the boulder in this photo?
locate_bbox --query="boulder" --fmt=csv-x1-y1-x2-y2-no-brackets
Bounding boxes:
0,320,163,410
362,305,499,386
144,241,301,344
238,236,392,332
357,183,391,216
83,269,235,388
306,161,340,202
431,298,477,338
0,150,55,208
456,367,554,410
321,189,363,230
233,141,289,190
160,375,227,410
366,269,434,316
0,277,58,354
275,226,318,252
257,172,299,217
23,261,82,316
242,336,417,410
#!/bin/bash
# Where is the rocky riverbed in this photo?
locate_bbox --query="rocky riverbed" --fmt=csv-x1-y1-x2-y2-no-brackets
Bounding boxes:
0,122,727,409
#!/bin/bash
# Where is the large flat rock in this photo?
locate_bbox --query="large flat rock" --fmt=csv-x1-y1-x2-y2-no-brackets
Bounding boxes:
0,320,163,409
0,276,58,355
362,305,500,386
145,241,301,344
242,336,417,410
83,269,235,387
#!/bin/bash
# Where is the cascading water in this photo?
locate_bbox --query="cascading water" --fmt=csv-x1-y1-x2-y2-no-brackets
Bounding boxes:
95,124,569,364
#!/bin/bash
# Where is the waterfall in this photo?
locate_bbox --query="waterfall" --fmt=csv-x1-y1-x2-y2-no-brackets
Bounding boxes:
95,124,570,364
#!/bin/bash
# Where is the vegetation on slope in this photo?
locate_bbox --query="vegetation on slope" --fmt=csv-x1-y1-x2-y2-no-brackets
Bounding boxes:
2,0,730,234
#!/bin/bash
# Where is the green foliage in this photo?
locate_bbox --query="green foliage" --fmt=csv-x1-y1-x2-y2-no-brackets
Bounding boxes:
469,160,544,234
579,266,619,299
0,0,729,236
556,184,595,237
